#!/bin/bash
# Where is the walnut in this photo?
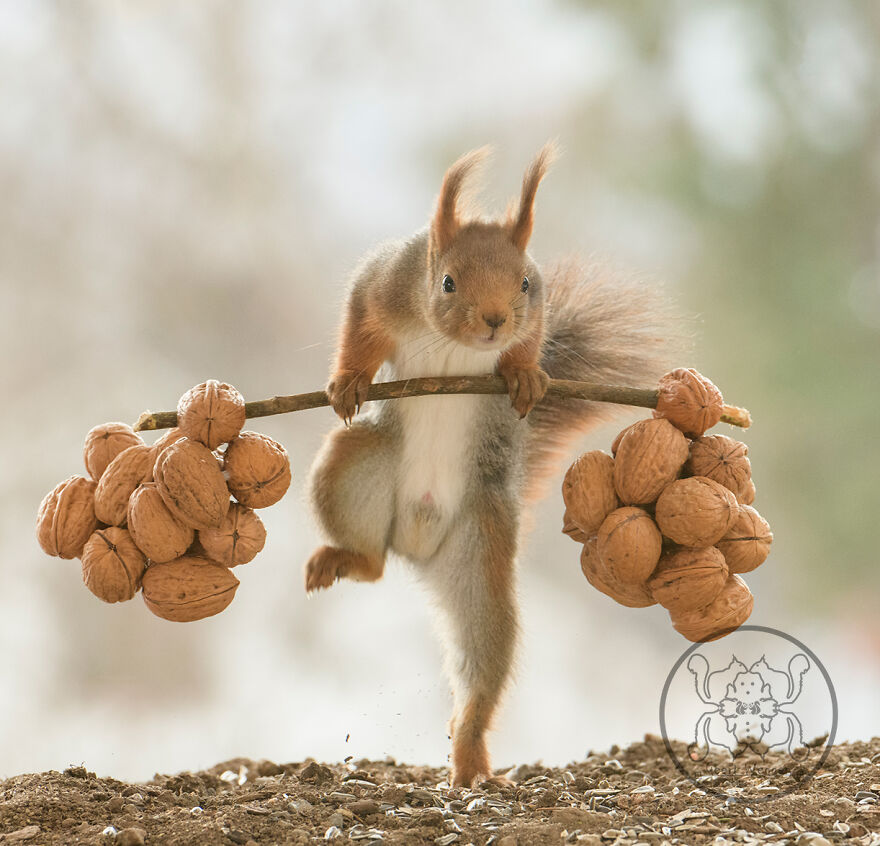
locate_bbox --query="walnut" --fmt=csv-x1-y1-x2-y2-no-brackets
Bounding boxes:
562,508,589,543
142,555,240,622
685,435,752,502
562,451,618,537
83,422,143,481
94,444,155,527
740,479,756,505
597,507,662,585
653,368,724,438
611,422,640,457
580,537,656,608
36,475,99,559
197,502,266,567
154,438,230,530
612,418,689,505
655,476,739,547
149,427,187,467
717,505,772,574
670,574,754,642
223,431,291,509
648,546,729,613
177,380,246,450
127,482,195,563
81,527,146,603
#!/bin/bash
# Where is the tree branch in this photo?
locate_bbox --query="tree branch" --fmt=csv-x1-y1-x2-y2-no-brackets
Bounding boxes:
133,376,751,433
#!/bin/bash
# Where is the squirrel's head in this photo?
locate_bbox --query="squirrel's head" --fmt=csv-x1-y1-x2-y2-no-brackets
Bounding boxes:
426,144,556,351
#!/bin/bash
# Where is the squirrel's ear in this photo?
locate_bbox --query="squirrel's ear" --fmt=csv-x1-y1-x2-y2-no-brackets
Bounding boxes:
431,147,490,254
510,141,557,251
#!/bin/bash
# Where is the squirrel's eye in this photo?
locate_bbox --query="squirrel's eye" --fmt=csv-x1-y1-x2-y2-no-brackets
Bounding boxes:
521,276,530,293
442,275,456,293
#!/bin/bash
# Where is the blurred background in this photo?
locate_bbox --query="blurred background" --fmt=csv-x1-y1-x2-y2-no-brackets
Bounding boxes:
2,0,878,780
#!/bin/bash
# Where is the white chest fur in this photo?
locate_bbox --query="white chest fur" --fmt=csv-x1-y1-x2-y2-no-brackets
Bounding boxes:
388,332,500,562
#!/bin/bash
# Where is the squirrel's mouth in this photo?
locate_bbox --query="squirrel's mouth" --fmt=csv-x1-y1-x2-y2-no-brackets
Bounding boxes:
473,333,505,348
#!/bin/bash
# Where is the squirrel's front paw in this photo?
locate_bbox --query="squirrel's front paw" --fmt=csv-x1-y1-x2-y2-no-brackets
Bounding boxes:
327,369,372,424
499,365,549,418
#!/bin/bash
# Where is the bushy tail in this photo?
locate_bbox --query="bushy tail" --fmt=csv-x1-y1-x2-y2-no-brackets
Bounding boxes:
525,256,683,502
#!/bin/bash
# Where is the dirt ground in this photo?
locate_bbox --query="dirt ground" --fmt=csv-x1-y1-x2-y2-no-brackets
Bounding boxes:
1,737,878,845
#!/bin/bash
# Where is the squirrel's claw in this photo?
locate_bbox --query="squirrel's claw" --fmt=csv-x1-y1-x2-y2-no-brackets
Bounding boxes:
327,369,372,424
501,365,549,418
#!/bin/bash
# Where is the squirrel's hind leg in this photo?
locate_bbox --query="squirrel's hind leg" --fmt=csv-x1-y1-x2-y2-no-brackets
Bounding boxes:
306,419,397,592
424,491,519,788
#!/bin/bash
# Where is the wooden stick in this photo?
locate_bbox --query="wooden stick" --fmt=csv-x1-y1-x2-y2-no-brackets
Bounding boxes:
133,376,751,432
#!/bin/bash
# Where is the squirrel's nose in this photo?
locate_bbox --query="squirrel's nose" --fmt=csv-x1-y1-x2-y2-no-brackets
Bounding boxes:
483,313,506,329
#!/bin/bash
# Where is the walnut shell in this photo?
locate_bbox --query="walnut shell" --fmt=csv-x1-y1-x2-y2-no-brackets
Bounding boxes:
223,431,291,508
717,505,772,574
613,419,689,505
142,555,240,622
611,422,640,457
81,527,146,603
653,368,724,438
83,422,143,481
36,475,99,559
562,508,589,543
562,451,619,537
93,444,155,527
177,380,246,450
580,537,656,608
740,479,756,506
686,435,752,502
670,574,754,642
154,438,230,530
597,506,662,585
648,546,729,613
197,502,266,567
128,482,195,563
655,476,739,547
151,426,186,453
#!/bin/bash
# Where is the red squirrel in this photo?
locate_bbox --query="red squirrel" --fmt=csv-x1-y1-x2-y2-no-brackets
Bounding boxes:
306,145,671,787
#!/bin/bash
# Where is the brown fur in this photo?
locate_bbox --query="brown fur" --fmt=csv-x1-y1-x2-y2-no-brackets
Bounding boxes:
305,546,384,591
328,290,397,422
524,256,679,502
430,147,491,256
509,141,556,251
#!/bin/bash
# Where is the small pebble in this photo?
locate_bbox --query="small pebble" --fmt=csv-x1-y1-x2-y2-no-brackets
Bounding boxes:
116,829,146,846
3,826,41,843
108,796,126,813
289,798,314,813
349,799,380,816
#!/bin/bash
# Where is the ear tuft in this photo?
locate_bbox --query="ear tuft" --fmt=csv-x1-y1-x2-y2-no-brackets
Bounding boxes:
431,146,491,254
510,140,558,251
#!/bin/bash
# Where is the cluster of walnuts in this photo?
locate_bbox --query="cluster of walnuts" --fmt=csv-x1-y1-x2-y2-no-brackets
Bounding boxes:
563,369,772,643
36,381,291,622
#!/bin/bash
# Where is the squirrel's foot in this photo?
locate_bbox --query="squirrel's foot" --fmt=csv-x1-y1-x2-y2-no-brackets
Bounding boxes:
451,765,501,789
499,364,549,418
326,369,372,424
305,545,384,592
483,774,515,790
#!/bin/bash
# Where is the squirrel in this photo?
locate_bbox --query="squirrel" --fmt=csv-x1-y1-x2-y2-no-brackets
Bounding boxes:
305,144,672,787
